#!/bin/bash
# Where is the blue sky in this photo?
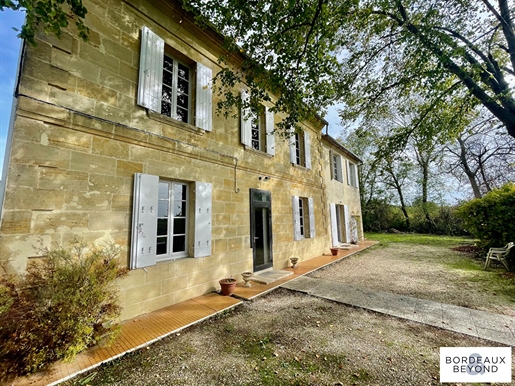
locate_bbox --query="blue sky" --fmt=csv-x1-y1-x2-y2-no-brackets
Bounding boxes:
0,8,24,172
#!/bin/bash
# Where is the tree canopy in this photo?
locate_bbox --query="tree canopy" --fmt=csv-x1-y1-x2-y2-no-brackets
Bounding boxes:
1,0,88,44
185,0,515,139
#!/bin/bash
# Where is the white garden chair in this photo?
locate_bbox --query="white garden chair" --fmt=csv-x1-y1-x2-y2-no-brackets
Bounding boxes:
484,242,513,271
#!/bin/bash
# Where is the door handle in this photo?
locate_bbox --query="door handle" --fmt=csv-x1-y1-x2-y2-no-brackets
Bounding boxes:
254,237,259,240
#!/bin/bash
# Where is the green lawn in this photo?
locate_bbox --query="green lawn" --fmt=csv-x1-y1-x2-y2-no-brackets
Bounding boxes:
365,232,476,248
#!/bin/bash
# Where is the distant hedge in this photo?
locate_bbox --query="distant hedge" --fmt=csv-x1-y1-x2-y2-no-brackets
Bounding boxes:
456,183,515,259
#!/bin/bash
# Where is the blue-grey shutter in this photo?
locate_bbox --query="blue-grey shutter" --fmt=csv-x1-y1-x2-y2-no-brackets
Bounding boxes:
346,160,351,185
329,203,338,247
343,204,351,243
130,173,159,269
289,128,296,164
308,197,315,238
292,196,301,241
194,181,212,257
137,26,164,113
336,155,344,182
304,130,311,169
240,90,252,147
265,107,275,155
195,63,212,131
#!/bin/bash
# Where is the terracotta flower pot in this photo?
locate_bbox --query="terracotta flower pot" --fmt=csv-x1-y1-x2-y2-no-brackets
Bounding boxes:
219,278,237,296
330,248,339,256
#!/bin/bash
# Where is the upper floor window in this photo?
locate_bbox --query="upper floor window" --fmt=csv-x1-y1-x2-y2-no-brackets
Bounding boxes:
347,161,358,188
289,129,311,169
240,90,275,155
331,152,343,182
161,55,191,123
137,26,212,131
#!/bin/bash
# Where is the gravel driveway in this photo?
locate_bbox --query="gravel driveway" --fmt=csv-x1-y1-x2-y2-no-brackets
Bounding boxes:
62,241,515,386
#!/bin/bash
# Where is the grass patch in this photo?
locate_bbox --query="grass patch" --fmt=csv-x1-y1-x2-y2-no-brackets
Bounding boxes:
365,232,475,248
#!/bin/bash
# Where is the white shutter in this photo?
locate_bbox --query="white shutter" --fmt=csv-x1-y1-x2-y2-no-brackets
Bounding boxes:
346,160,351,185
289,128,296,163
265,107,275,156
292,196,301,241
336,155,344,182
137,26,164,113
304,130,311,169
308,197,315,238
130,173,159,269
343,204,351,243
194,181,212,257
240,90,252,146
329,203,338,247
195,63,212,131
353,163,359,188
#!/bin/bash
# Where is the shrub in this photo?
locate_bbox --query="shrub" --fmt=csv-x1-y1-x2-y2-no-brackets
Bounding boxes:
456,183,515,259
0,238,128,380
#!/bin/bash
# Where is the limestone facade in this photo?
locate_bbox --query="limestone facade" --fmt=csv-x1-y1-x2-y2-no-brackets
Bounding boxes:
0,0,362,321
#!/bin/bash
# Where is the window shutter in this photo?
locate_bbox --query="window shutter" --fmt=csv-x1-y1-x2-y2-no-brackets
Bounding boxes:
343,204,351,243
346,160,351,185
194,181,212,257
195,63,212,131
265,107,275,156
308,197,315,238
130,173,159,269
336,155,344,182
240,90,252,147
289,128,296,164
292,196,301,241
329,203,338,247
304,130,311,169
137,26,164,113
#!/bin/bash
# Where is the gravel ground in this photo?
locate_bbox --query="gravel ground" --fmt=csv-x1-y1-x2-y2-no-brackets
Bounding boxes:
310,243,515,316
62,243,515,386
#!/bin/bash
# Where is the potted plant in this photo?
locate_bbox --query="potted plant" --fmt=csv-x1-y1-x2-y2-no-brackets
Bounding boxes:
219,277,237,296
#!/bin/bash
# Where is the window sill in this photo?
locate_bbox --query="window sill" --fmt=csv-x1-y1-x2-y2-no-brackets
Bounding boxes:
244,145,273,158
148,110,205,136
291,163,309,170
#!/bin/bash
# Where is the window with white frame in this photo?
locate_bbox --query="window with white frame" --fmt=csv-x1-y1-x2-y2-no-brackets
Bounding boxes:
240,90,275,155
157,181,188,258
346,160,358,188
289,129,311,169
292,196,316,240
161,55,191,123
331,152,344,182
131,173,212,269
137,26,213,131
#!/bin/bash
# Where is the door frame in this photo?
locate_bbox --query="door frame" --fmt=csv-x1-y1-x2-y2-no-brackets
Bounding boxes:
249,189,273,271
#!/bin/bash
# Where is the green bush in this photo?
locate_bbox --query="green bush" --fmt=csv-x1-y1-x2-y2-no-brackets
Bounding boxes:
456,183,515,258
0,239,128,380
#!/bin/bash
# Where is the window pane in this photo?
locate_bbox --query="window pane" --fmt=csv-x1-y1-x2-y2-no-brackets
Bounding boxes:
159,183,169,199
173,235,186,253
157,218,168,236
161,101,171,117
174,201,185,217
177,92,189,109
173,218,186,234
162,71,174,87
177,77,189,96
157,237,167,255
176,108,188,123
163,56,174,72
158,201,169,217
178,63,189,80
174,184,187,200
162,86,172,104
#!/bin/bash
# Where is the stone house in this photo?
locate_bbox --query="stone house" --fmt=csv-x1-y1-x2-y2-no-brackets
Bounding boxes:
0,0,363,321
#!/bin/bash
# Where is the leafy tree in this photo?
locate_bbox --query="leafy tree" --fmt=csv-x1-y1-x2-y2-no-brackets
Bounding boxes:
446,110,515,198
185,0,515,140
1,0,88,44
